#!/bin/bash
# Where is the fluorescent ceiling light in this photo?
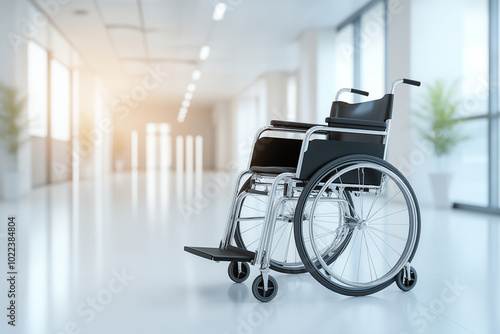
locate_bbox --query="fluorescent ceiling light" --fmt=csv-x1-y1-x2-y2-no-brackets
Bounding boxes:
199,45,210,60
182,100,191,108
192,70,201,81
187,83,196,92
184,92,193,100
212,3,227,21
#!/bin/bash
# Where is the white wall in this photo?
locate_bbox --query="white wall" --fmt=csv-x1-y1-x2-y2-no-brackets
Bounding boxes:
212,72,293,171
298,29,336,123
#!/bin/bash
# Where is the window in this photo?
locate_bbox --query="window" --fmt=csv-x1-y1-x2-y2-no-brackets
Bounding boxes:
27,41,48,137
411,0,499,212
335,0,387,102
50,59,70,141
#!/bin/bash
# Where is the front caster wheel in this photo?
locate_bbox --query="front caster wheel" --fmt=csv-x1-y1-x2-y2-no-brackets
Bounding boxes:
228,261,250,283
396,266,418,291
252,275,278,302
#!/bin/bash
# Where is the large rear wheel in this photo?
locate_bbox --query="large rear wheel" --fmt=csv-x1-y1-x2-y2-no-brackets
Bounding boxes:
294,155,420,296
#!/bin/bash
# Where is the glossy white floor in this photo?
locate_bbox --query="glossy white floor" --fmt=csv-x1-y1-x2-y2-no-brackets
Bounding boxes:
1,170,499,334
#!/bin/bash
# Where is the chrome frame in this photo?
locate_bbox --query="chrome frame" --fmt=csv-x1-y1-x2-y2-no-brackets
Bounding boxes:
335,88,352,100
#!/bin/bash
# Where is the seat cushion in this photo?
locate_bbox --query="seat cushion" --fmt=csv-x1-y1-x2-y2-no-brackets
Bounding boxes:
250,166,296,175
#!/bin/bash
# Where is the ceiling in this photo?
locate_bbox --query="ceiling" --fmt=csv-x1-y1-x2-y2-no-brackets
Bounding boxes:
33,0,369,109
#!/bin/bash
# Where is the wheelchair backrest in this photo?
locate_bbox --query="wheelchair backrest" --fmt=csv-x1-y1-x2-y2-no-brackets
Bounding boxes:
327,94,394,144
329,94,394,121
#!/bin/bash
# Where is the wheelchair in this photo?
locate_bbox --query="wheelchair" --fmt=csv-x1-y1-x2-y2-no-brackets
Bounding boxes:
185,78,421,302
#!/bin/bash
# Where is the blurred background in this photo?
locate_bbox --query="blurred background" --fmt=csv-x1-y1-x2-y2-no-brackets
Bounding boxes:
0,0,497,212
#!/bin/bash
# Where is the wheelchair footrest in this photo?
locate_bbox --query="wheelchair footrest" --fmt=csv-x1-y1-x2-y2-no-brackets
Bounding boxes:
184,245,255,262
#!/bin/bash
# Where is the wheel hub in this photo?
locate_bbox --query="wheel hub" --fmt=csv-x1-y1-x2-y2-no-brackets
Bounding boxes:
346,216,367,230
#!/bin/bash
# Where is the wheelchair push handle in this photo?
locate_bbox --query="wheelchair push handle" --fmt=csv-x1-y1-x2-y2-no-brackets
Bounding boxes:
403,78,421,87
390,78,421,94
351,88,369,96
335,87,369,101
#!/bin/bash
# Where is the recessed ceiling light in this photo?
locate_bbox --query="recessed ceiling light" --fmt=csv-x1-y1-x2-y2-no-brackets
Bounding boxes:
179,107,188,116
199,45,210,60
212,3,227,21
182,100,191,108
184,92,193,100
73,9,88,16
177,116,185,123
187,84,196,92
192,70,201,81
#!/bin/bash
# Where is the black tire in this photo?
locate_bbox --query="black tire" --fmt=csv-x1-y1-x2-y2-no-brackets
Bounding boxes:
396,266,418,291
228,261,251,283
252,275,278,302
294,154,421,297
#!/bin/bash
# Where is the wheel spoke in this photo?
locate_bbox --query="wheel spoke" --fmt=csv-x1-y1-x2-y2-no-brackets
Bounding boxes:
367,208,408,223
366,190,402,221
366,227,402,256
367,226,407,242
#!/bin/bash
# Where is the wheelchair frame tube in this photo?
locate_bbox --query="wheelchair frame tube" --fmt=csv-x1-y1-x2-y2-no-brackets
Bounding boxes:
383,119,392,160
221,170,252,249
255,172,295,267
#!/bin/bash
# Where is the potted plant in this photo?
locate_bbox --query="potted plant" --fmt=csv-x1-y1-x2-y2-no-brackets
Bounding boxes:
415,80,468,208
0,84,29,200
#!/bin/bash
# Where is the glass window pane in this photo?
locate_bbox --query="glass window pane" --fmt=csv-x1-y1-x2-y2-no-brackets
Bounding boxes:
449,119,488,206
411,0,488,117
334,24,354,102
460,0,488,117
411,0,489,208
360,1,385,99
28,41,48,137
50,59,70,141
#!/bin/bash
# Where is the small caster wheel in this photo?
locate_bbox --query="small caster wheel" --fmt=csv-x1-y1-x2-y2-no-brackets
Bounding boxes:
252,275,278,302
228,261,250,283
396,266,418,291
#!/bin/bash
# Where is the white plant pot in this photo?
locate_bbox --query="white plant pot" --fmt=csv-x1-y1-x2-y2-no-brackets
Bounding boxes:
2,171,22,201
429,173,452,208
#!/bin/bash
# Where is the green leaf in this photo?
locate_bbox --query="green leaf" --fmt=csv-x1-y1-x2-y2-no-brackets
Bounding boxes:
413,80,469,156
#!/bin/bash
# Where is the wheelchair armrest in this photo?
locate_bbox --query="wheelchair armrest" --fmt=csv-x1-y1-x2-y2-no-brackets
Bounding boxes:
324,117,387,131
270,120,323,130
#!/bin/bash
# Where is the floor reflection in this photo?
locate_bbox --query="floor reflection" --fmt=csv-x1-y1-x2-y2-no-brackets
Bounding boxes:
1,171,498,334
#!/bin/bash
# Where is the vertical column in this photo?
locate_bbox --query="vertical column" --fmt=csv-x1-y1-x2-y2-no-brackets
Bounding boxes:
176,135,184,200
195,135,203,175
185,135,194,174
264,72,288,122
298,29,336,123
131,130,138,170
489,0,499,208
386,0,412,181
46,53,52,184
298,30,318,123
195,135,203,190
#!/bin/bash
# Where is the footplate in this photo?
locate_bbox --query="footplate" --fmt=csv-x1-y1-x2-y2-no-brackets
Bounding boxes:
184,245,255,262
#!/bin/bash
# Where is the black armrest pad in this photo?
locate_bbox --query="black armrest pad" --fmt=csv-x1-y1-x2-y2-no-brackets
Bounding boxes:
270,120,322,129
325,117,386,131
